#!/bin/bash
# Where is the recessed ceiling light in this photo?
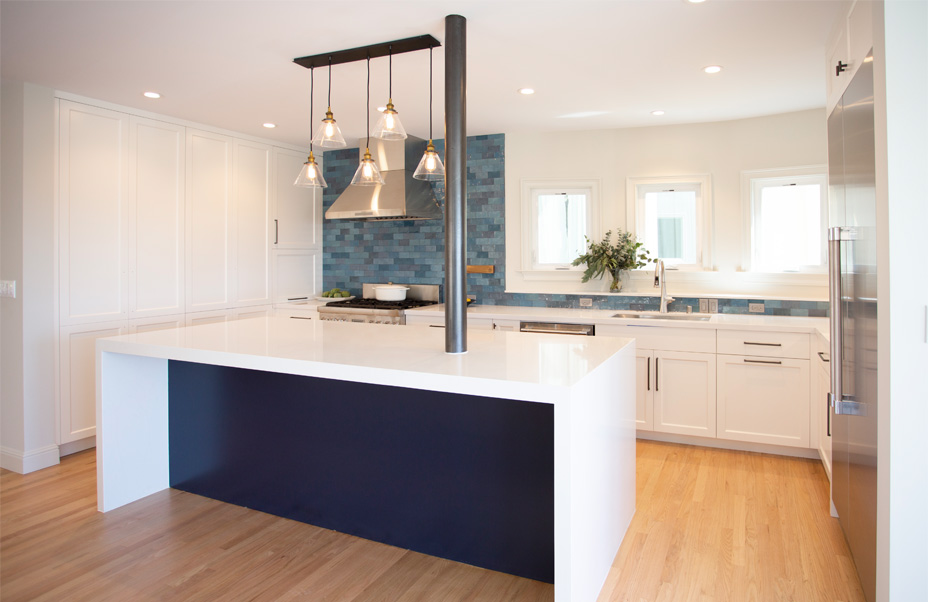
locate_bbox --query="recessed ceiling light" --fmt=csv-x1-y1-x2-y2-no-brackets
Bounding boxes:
519,88,535,95
687,0,707,4
263,123,276,129
651,110,665,116
143,91,161,99
703,65,722,74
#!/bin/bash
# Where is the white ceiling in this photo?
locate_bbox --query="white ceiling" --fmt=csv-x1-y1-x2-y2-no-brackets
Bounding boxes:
1,0,847,149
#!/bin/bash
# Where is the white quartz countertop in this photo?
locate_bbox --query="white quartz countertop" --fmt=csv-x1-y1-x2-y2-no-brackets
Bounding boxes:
97,316,634,404
407,304,830,340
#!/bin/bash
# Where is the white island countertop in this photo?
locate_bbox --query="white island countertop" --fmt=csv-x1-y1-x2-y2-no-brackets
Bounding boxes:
97,316,635,405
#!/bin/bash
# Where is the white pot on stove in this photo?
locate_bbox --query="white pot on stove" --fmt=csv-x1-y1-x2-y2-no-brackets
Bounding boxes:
372,284,410,301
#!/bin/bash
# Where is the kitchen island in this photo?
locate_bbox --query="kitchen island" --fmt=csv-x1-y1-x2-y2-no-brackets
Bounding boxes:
95,316,636,602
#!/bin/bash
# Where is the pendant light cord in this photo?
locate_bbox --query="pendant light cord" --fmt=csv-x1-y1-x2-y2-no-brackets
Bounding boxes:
327,56,332,108
366,55,371,150
388,45,393,100
428,45,433,141
309,66,314,154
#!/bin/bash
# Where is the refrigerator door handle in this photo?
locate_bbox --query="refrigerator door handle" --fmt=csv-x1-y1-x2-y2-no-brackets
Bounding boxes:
829,227,863,417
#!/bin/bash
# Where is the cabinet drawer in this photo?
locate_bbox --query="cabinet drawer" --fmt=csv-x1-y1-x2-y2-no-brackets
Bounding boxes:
717,329,810,359
597,324,715,353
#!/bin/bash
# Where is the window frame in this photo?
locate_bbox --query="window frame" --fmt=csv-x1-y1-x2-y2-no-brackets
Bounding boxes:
741,165,828,274
520,179,601,275
626,174,712,271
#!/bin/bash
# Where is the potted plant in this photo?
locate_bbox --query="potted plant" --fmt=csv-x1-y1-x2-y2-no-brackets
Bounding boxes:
572,230,651,292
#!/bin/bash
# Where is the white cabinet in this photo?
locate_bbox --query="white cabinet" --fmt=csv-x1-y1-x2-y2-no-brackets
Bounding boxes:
59,321,128,444
233,139,273,308
185,309,231,327
598,324,716,436
814,342,833,479
825,0,874,114
272,147,320,249
716,328,811,448
185,128,234,313
58,101,129,326
717,355,811,447
129,314,185,334
492,319,521,332
653,350,717,438
274,251,320,303
129,116,185,318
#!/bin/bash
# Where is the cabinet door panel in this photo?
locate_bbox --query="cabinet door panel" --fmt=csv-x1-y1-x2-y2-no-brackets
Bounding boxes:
130,117,185,317
635,350,654,431
274,251,320,303
186,129,233,312
234,140,272,307
59,321,127,443
59,101,129,324
273,147,319,249
654,351,716,437
717,354,810,447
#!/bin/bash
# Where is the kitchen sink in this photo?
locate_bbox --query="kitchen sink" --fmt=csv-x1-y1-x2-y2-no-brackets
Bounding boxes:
611,312,712,322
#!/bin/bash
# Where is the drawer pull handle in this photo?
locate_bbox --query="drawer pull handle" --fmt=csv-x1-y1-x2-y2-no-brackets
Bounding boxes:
744,341,782,347
289,316,312,320
817,351,830,362
429,324,445,328
744,358,782,365
647,357,650,392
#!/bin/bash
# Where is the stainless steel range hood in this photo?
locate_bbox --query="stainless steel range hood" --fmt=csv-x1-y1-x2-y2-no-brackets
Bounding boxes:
325,135,442,221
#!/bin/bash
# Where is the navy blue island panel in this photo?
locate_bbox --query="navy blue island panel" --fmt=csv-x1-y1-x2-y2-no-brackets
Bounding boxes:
167,360,555,583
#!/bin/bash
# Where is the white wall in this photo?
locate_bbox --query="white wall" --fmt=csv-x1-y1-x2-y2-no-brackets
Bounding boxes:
505,109,828,298
0,81,59,472
874,1,928,600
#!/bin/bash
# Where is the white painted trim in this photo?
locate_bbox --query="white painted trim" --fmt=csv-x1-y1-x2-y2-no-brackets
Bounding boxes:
59,436,95,457
54,91,309,154
636,431,820,460
519,178,602,273
0,444,61,474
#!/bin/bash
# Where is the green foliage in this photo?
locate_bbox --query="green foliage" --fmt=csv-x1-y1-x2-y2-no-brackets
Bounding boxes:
572,230,651,292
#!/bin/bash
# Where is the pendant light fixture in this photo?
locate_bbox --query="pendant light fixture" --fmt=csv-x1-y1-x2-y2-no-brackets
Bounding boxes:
312,57,346,148
371,45,407,140
294,66,328,188
413,45,445,181
350,56,385,186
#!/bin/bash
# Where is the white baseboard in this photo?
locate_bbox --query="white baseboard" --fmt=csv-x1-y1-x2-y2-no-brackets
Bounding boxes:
636,431,821,460
59,436,95,457
0,444,60,474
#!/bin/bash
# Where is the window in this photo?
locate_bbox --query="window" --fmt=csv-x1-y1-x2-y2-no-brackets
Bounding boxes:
627,175,711,270
521,180,600,272
743,167,827,272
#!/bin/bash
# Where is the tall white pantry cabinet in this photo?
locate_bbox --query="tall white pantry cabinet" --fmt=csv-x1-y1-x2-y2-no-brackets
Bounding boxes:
57,99,320,446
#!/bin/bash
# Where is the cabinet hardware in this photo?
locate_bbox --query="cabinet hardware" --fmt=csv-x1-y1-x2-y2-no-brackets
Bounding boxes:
429,324,445,328
743,341,781,347
817,351,830,362
836,60,848,76
647,357,650,391
274,219,279,245
744,358,782,365
655,358,659,392
826,393,831,437
287,296,308,301
289,316,312,320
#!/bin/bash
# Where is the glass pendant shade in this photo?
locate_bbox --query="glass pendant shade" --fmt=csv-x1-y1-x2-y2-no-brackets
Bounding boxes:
371,100,407,140
413,141,445,181
312,108,346,148
293,152,327,188
350,149,385,186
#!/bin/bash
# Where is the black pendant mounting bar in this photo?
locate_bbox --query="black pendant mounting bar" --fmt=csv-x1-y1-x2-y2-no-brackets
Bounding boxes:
294,35,441,69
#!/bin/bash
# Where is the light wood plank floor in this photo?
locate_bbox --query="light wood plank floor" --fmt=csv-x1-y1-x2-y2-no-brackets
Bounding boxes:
1,441,865,601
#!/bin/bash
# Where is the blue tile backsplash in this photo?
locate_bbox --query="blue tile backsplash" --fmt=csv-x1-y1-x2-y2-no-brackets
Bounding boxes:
322,133,828,318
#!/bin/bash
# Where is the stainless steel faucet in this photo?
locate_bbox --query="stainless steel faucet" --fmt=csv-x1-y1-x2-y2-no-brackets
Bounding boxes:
654,259,674,313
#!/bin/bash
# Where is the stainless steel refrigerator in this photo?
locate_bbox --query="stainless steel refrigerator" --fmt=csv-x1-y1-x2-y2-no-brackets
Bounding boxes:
827,53,878,602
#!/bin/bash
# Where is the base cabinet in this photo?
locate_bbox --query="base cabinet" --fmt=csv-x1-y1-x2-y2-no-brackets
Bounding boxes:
59,321,128,444
635,350,654,431
717,354,811,447
814,348,832,479
653,351,717,438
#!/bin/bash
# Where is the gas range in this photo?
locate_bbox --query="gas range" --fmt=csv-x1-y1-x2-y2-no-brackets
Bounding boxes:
317,283,440,325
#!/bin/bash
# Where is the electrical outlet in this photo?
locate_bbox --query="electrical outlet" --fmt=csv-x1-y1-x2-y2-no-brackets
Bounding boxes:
0,280,15,299
708,298,719,313
699,299,708,313
579,298,593,308
749,302,765,313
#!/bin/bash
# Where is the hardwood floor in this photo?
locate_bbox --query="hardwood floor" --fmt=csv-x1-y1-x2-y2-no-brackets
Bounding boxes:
0,441,865,602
